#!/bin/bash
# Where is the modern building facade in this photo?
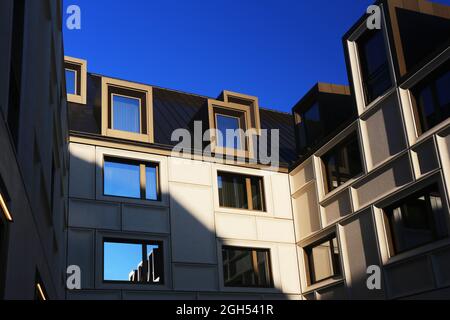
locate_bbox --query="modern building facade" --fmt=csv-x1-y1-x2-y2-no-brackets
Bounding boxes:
290,0,450,299
64,0,450,300
0,0,448,301
0,0,68,300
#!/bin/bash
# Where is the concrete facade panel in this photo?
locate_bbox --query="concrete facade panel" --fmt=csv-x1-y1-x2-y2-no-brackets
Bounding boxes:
170,183,217,264
69,143,96,199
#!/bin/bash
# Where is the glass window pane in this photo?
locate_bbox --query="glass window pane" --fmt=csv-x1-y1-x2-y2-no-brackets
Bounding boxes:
323,133,362,192
113,95,141,133
358,30,392,103
251,177,264,211
387,184,446,254
145,165,158,201
65,69,77,95
217,173,248,209
216,114,241,149
413,63,450,134
104,242,142,281
303,103,323,145
104,159,140,198
222,247,272,288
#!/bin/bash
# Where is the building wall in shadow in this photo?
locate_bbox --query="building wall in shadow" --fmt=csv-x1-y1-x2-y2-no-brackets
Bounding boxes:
66,144,300,300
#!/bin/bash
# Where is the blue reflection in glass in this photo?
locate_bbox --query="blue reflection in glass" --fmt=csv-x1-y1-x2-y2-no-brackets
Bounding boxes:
216,114,241,149
104,242,142,281
113,95,141,133
104,160,140,198
146,166,158,200
65,69,76,95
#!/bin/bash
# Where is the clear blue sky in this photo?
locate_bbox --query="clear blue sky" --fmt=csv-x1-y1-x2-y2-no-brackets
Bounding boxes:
63,0,450,113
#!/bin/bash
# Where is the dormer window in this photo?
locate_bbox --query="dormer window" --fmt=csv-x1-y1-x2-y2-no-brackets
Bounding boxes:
207,91,260,159
101,77,154,143
64,56,87,104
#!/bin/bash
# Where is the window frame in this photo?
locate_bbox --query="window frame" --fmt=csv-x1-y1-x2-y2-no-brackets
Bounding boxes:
64,56,87,104
222,90,262,135
101,76,154,143
304,234,342,286
383,183,448,256
102,156,160,202
221,245,274,289
207,99,255,159
102,238,165,285
321,132,363,193
356,28,394,106
410,60,450,136
217,171,266,212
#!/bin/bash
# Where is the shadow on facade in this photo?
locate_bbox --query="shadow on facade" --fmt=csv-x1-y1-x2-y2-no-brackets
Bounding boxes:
65,153,290,300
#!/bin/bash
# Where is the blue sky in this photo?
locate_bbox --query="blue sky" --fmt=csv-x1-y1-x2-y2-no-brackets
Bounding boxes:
63,0,450,113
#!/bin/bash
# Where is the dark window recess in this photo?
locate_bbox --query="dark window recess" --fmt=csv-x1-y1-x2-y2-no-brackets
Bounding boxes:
412,61,450,134
222,246,273,288
7,0,26,148
103,157,159,201
103,240,164,284
305,235,341,285
396,8,450,72
322,133,363,192
357,30,393,104
296,102,324,153
293,90,357,158
217,172,265,211
384,184,447,255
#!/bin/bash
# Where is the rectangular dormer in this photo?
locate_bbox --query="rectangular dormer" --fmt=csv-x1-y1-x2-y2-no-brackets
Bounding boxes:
292,83,356,158
101,76,154,143
205,90,262,159
64,56,87,104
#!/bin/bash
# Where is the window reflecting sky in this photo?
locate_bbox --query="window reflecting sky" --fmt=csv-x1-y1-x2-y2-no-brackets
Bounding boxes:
104,242,142,281
104,160,140,198
104,242,161,282
216,115,241,149
65,69,76,95
112,95,140,133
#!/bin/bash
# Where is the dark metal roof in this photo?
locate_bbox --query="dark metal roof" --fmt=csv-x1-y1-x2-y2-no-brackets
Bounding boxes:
69,73,299,166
